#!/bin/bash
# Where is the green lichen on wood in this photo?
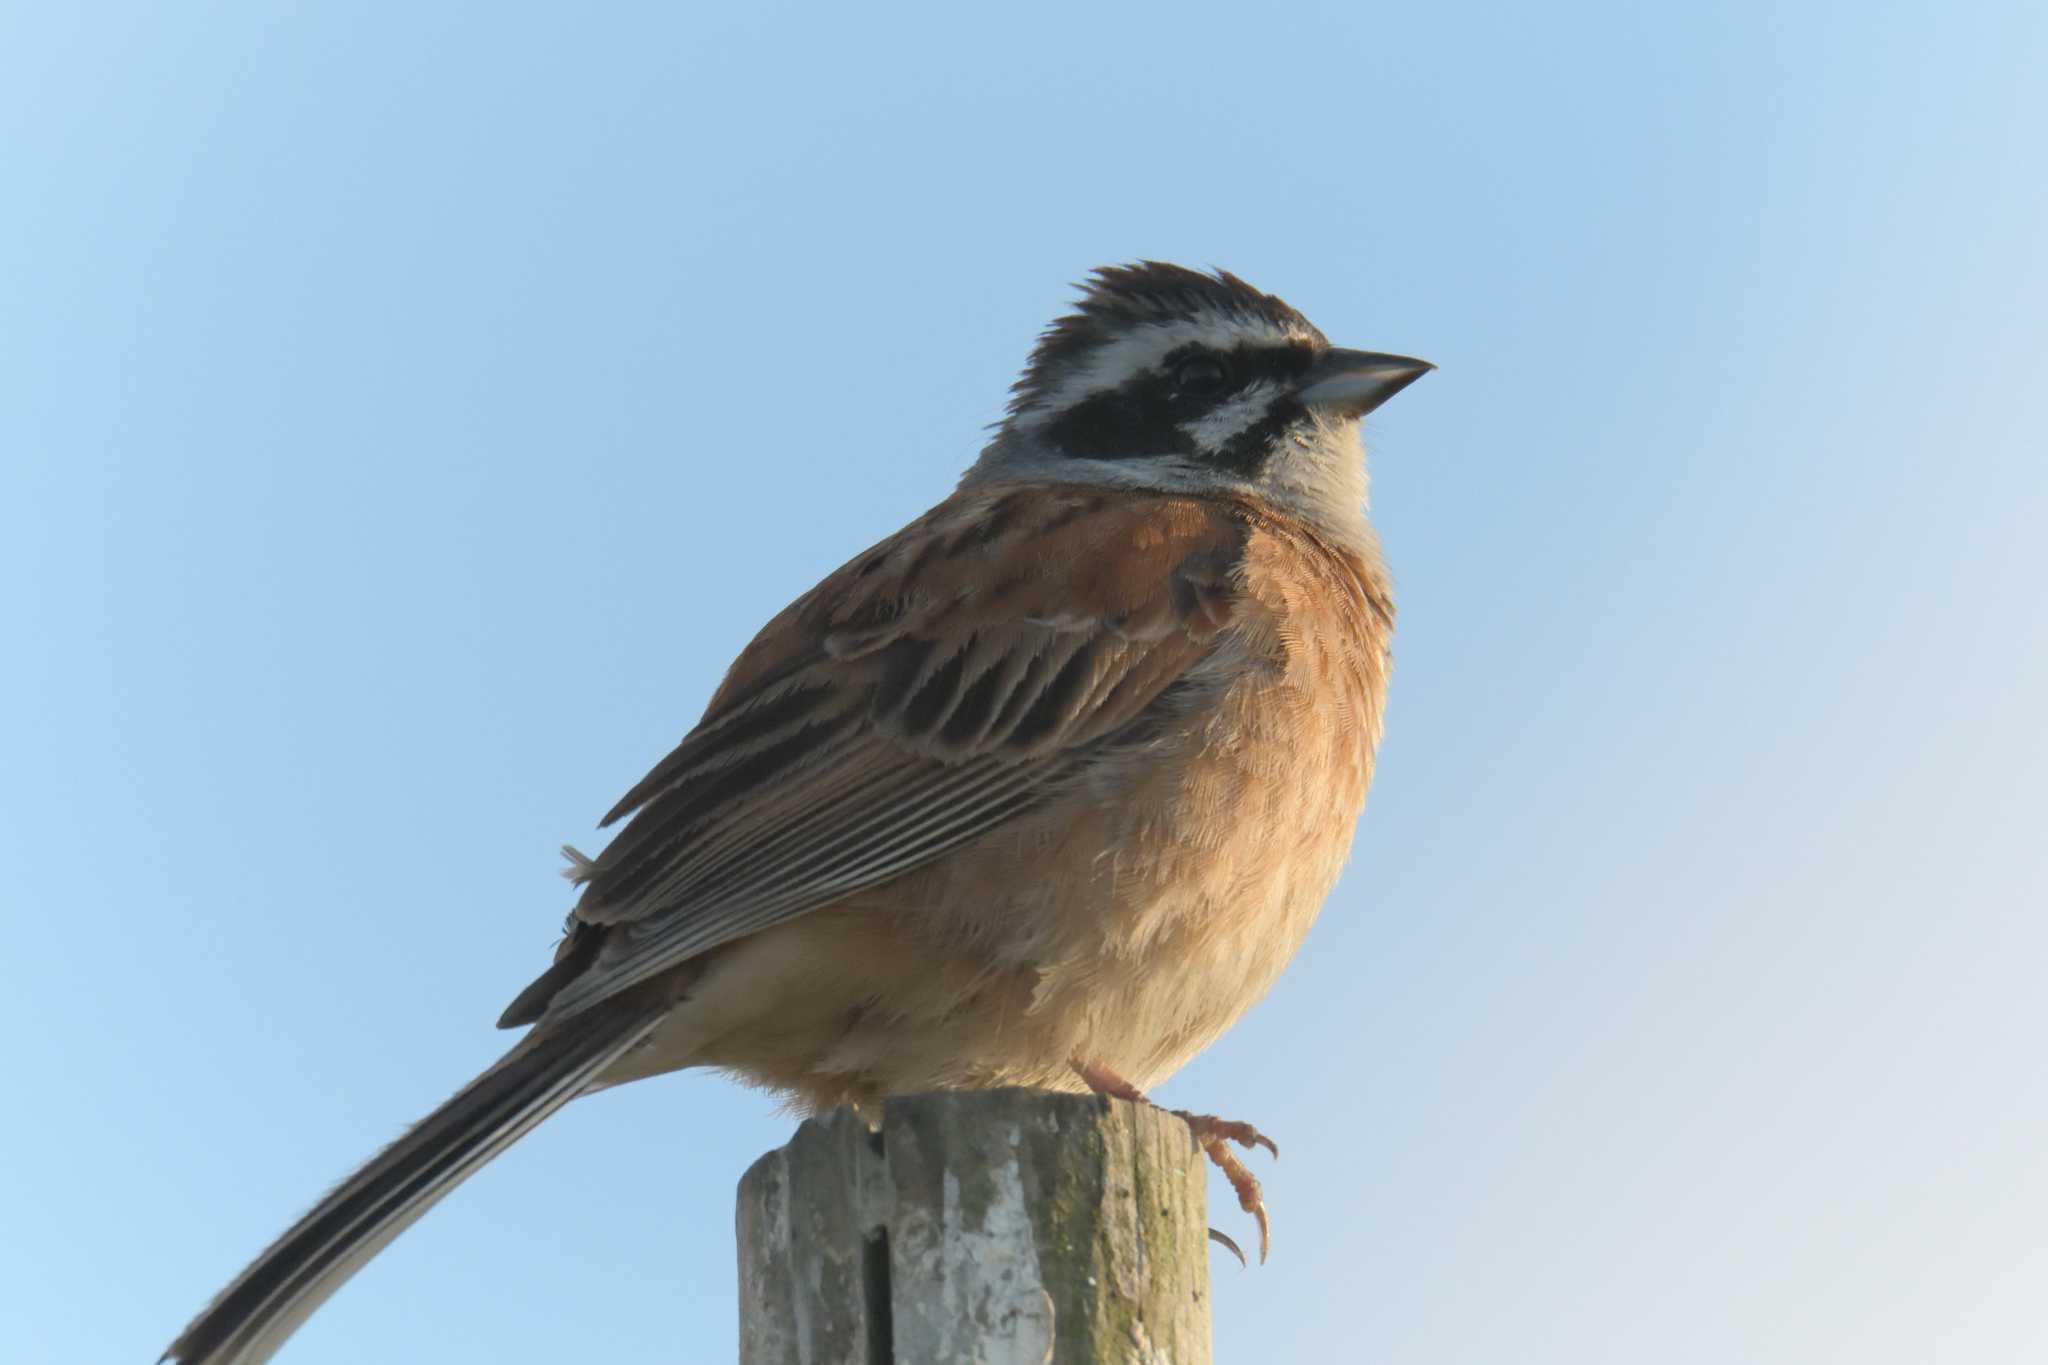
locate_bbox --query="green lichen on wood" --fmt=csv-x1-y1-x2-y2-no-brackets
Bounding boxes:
1020,1094,1209,1362
741,1089,1212,1364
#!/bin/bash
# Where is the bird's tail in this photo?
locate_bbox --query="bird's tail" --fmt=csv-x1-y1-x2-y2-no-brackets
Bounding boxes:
163,1002,668,1365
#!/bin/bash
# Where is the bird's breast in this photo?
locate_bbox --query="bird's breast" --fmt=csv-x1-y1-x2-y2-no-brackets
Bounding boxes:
672,514,1394,1108
876,523,1392,1089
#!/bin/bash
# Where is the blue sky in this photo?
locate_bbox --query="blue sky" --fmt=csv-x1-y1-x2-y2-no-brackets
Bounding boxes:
3,2,2044,1361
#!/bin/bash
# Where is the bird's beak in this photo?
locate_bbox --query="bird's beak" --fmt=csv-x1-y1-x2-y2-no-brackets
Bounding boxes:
1296,348,1435,418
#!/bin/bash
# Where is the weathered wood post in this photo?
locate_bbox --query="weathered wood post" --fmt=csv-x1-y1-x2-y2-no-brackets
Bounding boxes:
737,1089,1213,1364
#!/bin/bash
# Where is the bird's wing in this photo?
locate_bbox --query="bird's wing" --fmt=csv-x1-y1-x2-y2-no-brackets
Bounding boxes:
508,483,1251,1026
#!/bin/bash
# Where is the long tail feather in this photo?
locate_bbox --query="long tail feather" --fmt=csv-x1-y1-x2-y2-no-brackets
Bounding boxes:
163,1003,668,1365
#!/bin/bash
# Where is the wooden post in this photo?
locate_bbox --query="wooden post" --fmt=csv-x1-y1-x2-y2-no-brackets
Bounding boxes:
736,1088,1213,1365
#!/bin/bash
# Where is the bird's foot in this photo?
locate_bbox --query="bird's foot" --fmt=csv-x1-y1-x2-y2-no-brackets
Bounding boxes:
1173,1110,1279,1159
1070,1057,1277,1263
1185,1124,1272,1263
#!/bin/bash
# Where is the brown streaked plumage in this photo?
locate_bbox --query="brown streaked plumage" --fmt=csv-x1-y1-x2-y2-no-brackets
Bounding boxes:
165,263,1431,1364
585,486,1393,1110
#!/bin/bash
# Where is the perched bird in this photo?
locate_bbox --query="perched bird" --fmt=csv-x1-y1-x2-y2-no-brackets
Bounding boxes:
165,262,1431,1364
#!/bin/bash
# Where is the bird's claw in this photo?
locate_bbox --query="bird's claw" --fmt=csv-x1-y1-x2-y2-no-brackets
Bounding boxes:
1195,1134,1272,1262
1174,1109,1279,1160
1066,1058,1279,1262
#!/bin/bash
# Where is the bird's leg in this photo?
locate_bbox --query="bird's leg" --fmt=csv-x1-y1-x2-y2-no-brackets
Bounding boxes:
1070,1056,1277,1263
1070,1056,1279,1157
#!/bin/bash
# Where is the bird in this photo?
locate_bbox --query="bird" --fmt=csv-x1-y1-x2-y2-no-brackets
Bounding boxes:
164,261,1432,1364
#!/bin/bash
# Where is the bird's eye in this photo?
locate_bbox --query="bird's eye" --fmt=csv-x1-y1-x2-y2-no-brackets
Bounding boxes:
1171,354,1231,398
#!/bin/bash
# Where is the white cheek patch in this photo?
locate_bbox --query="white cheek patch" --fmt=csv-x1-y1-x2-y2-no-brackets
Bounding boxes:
1016,317,1308,425
1180,382,1282,456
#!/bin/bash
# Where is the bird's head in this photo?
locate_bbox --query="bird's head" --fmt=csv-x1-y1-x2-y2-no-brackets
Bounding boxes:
970,262,1431,541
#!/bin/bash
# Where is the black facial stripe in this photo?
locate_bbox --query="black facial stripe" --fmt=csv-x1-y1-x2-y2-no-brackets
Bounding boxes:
1211,394,1308,477
1040,371,1198,462
1160,340,1317,387
1042,339,1319,469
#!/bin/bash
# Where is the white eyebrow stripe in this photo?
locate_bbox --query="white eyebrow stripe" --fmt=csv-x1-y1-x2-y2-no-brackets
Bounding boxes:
1181,381,1283,454
1013,316,1311,425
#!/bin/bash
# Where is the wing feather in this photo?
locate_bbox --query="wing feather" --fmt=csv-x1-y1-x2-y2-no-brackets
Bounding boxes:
513,485,1252,1025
